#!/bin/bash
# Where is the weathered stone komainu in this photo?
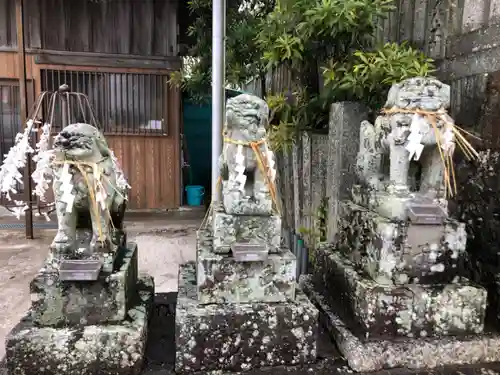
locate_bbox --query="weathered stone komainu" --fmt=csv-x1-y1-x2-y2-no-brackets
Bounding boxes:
175,94,319,373
5,123,154,375
218,94,276,216
305,77,499,372
355,77,454,220
51,123,128,261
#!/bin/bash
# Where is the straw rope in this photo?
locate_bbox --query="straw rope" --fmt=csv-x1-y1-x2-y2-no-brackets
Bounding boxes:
198,136,281,231
52,159,123,241
381,107,480,198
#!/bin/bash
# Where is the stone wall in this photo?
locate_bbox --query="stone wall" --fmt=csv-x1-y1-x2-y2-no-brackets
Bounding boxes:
275,131,328,249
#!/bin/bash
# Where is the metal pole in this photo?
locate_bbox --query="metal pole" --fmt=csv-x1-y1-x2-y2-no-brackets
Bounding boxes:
16,0,33,239
211,0,225,203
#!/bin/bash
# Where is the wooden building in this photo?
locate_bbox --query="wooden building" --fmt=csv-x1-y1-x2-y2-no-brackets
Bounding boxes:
0,0,186,210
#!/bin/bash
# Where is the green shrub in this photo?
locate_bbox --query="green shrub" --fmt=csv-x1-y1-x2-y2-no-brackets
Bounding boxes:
323,42,436,108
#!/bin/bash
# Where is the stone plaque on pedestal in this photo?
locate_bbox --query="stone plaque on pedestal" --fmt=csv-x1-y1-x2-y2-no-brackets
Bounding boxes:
212,210,282,254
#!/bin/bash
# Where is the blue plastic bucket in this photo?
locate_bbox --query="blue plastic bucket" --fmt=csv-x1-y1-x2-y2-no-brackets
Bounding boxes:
185,185,205,206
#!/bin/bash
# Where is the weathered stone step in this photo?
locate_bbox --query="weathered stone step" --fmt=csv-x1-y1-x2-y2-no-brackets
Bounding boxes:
313,248,487,339
300,274,500,373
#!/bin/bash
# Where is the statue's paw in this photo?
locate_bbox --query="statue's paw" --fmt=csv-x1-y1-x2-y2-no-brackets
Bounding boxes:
53,232,71,244
50,239,72,252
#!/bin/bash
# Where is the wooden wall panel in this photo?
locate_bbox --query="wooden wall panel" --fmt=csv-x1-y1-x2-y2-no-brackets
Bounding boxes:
0,0,16,47
1,0,179,54
0,0,42,49
0,53,182,210
106,135,179,210
36,0,178,56
0,52,36,79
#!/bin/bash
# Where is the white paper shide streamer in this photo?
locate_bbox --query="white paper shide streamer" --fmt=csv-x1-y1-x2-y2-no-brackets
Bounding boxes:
32,122,55,202
264,144,276,183
110,150,131,194
59,163,75,213
405,114,426,161
0,120,35,202
234,145,246,193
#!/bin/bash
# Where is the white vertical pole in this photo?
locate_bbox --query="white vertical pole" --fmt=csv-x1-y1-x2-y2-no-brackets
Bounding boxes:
211,0,226,202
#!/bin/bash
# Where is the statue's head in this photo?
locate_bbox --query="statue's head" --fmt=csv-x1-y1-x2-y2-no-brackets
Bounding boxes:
225,94,269,141
53,123,110,159
385,77,451,111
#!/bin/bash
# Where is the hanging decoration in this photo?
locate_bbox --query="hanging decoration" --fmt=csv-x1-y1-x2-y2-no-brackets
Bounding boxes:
0,84,129,221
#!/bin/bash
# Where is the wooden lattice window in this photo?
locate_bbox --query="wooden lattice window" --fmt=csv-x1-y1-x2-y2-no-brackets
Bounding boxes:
40,69,169,135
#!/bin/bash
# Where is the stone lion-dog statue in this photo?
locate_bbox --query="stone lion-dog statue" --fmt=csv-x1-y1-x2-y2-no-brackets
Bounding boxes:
51,123,128,256
356,77,454,197
218,94,276,215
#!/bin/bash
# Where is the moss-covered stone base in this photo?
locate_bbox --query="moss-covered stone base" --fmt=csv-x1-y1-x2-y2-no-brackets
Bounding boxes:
5,276,154,375
313,247,486,338
175,288,318,373
30,243,139,327
301,274,500,373
336,201,467,285
212,210,282,254
197,248,296,304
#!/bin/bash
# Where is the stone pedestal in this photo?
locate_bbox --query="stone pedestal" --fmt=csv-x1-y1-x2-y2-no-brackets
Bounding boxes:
175,212,319,373
176,285,317,373
212,210,282,253
30,243,138,326
305,245,500,372
307,198,495,373
315,249,486,338
336,201,468,285
197,247,296,304
301,273,500,373
5,243,154,375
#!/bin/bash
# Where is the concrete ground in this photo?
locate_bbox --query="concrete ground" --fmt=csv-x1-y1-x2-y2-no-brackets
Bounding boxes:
0,209,204,360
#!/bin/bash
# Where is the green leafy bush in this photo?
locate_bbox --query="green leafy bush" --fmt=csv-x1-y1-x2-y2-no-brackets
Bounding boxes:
256,0,397,149
177,0,436,151
258,0,395,71
170,0,274,100
323,42,436,108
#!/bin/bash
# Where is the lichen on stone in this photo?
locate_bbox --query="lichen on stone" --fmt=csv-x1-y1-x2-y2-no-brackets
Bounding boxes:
6,276,154,375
